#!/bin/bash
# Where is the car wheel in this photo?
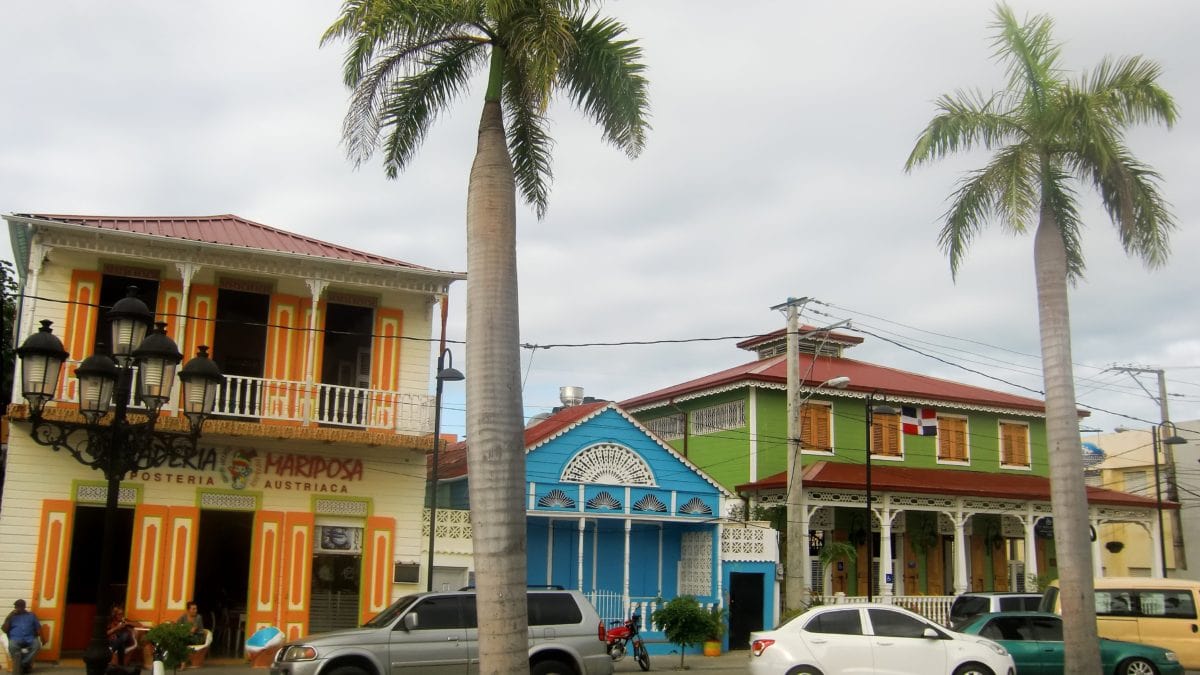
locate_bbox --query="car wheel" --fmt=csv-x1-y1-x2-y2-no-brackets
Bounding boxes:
1117,657,1158,675
785,666,824,675
952,663,995,675
530,659,575,675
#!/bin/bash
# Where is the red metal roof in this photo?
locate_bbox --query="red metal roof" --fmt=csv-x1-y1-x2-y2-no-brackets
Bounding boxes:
736,326,863,350
429,402,609,479
19,213,459,274
620,352,1047,413
735,461,1172,509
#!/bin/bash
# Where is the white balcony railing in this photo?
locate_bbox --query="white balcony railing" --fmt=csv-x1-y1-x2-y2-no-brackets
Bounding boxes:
55,363,436,435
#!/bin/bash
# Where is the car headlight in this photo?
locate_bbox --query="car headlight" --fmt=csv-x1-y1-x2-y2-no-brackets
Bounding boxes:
1164,651,1179,663
280,645,318,661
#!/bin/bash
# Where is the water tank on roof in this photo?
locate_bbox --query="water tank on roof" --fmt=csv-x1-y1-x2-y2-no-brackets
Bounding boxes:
560,386,584,407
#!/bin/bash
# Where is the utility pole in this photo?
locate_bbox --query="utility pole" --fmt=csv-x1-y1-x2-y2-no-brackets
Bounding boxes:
1112,366,1185,570
775,296,808,612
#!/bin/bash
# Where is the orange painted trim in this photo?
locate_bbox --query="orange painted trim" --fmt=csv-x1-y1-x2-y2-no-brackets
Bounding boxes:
370,308,404,391
127,505,171,624
360,516,395,625
247,511,286,632
31,500,75,661
280,512,314,640
183,284,219,359
63,270,102,400
157,280,184,340
159,506,200,622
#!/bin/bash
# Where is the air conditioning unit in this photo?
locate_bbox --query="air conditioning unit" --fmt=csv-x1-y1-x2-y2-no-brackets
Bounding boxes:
1008,561,1026,591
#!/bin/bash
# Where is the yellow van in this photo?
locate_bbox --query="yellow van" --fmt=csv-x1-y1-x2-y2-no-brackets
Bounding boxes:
1042,577,1200,669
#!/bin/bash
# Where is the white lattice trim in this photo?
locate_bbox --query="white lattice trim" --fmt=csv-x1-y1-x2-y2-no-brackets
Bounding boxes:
679,531,712,596
76,484,137,506
314,497,370,517
561,443,656,486
199,492,258,511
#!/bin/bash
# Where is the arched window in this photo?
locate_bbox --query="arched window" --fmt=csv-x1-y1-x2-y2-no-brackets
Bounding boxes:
560,443,656,486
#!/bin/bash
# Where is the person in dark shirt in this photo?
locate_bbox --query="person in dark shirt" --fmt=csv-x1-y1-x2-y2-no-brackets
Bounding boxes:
176,601,206,646
3,599,42,674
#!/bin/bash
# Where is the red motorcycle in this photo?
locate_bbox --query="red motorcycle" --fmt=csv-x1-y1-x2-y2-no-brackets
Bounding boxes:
602,613,650,671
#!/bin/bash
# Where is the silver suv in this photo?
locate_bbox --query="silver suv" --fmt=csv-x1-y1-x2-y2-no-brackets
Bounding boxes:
271,589,613,675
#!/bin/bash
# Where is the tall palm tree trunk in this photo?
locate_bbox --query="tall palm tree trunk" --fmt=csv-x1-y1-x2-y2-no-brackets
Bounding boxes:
465,97,530,674
1034,209,1100,675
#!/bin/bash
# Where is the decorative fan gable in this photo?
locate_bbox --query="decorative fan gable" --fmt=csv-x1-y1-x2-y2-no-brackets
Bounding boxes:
537,488,577,509
561,443,656,486
586,491,622,510
678,497,713,516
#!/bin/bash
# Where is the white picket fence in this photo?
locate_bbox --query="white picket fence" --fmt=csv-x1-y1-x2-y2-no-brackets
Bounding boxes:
585,590,719,633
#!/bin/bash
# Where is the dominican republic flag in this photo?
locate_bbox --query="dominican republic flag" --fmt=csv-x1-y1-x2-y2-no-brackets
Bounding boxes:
901,406,937,436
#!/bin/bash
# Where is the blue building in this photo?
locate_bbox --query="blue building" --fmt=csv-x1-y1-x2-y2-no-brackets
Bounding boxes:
427,398,780,653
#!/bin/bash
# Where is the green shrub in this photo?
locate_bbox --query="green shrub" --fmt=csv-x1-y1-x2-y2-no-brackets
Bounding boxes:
651,596,710,669
145,621,192,672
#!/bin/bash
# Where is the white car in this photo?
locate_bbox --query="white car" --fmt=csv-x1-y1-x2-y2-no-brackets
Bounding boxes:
749,603,1015,675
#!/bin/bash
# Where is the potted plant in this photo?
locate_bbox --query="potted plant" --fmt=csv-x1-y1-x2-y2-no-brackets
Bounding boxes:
145,621,192,673
702,604,726,656
651,596,711,670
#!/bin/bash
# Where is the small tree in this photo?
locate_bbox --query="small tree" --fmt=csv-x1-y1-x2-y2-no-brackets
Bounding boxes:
651,596,710,670
145,621,192,672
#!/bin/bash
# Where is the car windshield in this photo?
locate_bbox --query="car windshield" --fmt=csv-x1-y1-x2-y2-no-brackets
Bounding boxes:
363,594,421,628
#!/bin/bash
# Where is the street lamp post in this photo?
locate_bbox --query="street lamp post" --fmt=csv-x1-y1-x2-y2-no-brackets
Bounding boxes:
15,287,224,675
426,348,464,591
863,392,899,602
1152,423,1187,576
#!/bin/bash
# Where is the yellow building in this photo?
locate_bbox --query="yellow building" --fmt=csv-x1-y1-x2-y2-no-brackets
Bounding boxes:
1091,428,1178,577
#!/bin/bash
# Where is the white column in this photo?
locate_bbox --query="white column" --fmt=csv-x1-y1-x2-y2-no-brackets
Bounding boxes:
623,520,632,616
880,505,894,597
592,524,599,592
952,511,971,595
1023,512,1039,591
303,278,327,425
800,490,812,598
171,262,198,415
716,522,724,603
547,519,555,585
1091,514,1104,578
657,524,664,597
1151,516,1166,578
577,518,586,591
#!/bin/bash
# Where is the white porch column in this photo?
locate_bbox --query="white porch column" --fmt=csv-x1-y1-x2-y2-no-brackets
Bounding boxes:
169,262,199,414
879,503,894,597
577,518,586,591
951,510,971,595
1091,513,1104,579
303,278,328,425
657,524,664,597
1023,510,1039,591
800,490,812,598
592,524,599,592
1151,516,1166,578
623,519,632,614
547,520,555,585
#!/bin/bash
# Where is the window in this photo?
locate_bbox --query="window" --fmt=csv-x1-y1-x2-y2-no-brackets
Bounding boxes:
410,596,468,630
1124,470,1149,497
981,616,1032,641
871,412,901,457
1000,421,1030,467
690,401,745,435
800,403,833,451
528,594,583,626
644,414,685,441
937,416,968,462
867,608,936,638
1029,615,1063,641
805,609,862,635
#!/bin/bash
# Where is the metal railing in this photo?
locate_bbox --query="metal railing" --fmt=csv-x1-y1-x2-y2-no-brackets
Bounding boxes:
814,593,955,626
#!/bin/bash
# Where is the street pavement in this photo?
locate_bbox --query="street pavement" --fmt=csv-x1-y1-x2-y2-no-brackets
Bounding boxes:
29,651,755,674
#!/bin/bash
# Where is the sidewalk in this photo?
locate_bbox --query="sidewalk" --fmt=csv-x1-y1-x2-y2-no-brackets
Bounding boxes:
32,650,754,674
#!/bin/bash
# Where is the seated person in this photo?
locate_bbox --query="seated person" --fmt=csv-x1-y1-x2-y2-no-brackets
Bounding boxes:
3,599,42,674
107,605,136,664
176,601,206,646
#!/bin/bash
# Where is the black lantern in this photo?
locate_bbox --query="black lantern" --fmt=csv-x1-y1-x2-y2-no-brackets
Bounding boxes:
15,320,69,416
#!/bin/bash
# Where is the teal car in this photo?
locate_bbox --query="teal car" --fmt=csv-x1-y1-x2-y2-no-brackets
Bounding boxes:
957,611,1182,675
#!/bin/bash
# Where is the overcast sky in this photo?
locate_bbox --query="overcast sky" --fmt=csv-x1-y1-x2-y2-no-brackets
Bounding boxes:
2,1,1197,444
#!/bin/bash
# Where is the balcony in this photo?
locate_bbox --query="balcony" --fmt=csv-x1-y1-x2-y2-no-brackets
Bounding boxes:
58,361,436,435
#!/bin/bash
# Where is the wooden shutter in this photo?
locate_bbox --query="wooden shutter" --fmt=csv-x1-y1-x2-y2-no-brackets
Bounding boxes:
126,505,171,623
279,512,314,641
263,295,304,424
158,507,200,623
182,283,218,359
938,417,967,461
800,403,831,450
370,309,404,392
62,270,103,402
156,280,184,344
1001,422,1029,466
247,511,286,632
360,516,395,625
872,413,900,456
31,500,75,661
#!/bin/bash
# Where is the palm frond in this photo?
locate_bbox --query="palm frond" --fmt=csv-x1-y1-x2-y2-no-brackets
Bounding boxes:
1040,171,1086,281
1081,55,1178,128
502,59,553,216
501,0,575,109
990,3,1061,114
904,90,1019,169
1079,146,1175,269
558,13,651,158
372,40,488,177
938,144,1038,277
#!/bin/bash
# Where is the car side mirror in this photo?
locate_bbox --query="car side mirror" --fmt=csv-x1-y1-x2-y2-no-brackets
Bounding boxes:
402,614,419,631
923,627,940,639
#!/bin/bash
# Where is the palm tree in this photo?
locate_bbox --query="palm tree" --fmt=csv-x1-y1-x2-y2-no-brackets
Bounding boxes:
905,5,1175,673
323,1,648,671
